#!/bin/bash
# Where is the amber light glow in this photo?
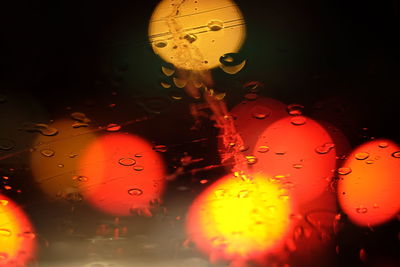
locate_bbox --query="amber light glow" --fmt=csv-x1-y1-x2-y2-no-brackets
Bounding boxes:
0,195,36,266
186,173,293,264
148,0,246,70
338,139,400,227
78,133,166,216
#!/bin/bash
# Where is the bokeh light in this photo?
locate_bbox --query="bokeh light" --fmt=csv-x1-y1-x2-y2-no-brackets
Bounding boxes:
186,173,293,264
78,133,166,216
0,194,36,266
148,0,246,70
338,139,400,227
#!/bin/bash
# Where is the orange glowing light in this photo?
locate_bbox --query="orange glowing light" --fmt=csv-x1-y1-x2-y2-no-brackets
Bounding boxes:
338,139,400,227
186,173,293,263
252,116,337,205
0,194,36,266
30,119,96,199
78,133,166,216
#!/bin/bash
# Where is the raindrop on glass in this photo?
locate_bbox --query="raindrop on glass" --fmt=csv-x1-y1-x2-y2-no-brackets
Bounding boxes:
290,116,307,126
70,112,90,123
184,33,197,43
154,41,167,48
40,149,55,157
118,158,136,166
293,163,303,169
338,167,352,175
133,166,144,171
207,20,224,31
257,146,270,153
245,156,258,165
315,143,335,154
356,206,368,214
355,152,369,160
378,142,388,148
161,66,175,76
391,151,400,158
153,145,168,153
238,190,249,198
160,82,171,88
287,104,304,116
173,77,187,88
106,123,121,132
72,175,88,182
0,139,15,151
0,229,12,237
128,188,143,196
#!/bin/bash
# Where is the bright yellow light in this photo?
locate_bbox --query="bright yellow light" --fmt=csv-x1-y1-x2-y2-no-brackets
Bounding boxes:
148,0,246,70
186,174,293,262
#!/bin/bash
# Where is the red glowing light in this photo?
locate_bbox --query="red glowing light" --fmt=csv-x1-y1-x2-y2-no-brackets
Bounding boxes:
252,116,337,205
0,194,36,266
78,133,166,216
338,139,400,226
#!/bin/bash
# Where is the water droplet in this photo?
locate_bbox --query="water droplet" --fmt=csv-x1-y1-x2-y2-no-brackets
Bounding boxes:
243,81,263,93
245,156,258,165
161,66,175,76
23,123,59,136
57,164,64,168
251,105,271,119
160,81,171,88
257,146,270,153
373,203,379,209
169,90,184,100
356,206,368,214
69,153,78,158
214,189,226,199
290,116,307,125
184,33,197,43
133,165,144,171
392,151,400,158
0,200,8,206
365,160,374,164
0,139,15,150
0,229,12,237
292,163,303,169
238,190,249,198
135,154,142,158
287,104,304,116
106,123,121,132
72,122,89,128
355,152,369,160
70,112,90,123
154,41,167,48
40,149,55,157
270,175,285,182
244,93,258,100
153,145,168,153
338,167,352,175
215,93,226,100
219,53,246,74
3,185,11,190
200,179,208,184
315,143,335,154
238,145,249,152
128,188,143,196
173,77,187,88
207,20,223,31
118,158,136,166
65,192,83,202
378,142,388,148
72,175,88,182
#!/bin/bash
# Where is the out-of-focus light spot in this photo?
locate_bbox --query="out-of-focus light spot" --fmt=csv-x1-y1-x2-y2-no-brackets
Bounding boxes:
253,116,337,205
186,173,293,264
0,194,36,266
30,119,96,200
227,97,287,155
79,133,166,216
338,139,400,227
148,0,246,70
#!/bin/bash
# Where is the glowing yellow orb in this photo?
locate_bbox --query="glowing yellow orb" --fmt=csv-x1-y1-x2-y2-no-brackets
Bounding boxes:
148,0,246,70
186,174,293,262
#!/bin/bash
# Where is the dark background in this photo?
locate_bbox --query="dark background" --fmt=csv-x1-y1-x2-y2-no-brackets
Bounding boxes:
1,0,399,266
